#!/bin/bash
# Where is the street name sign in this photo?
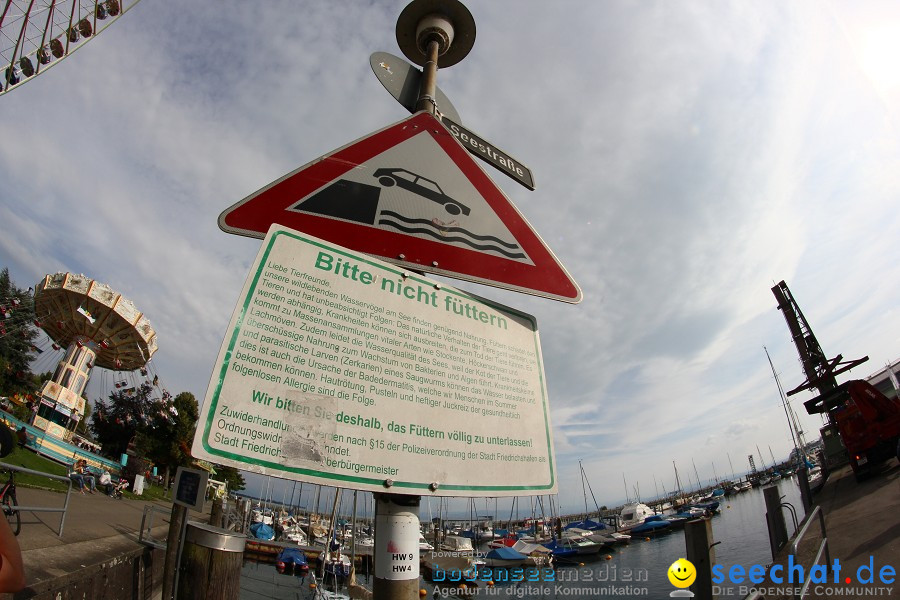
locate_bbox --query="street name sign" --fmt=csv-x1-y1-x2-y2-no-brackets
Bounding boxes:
219,111,581,303
370,51,462,125
370,52,534,190
442,117,535,190
191,225,557,497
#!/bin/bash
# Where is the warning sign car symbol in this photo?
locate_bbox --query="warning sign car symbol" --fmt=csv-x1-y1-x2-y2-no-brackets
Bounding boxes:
219,111,580,303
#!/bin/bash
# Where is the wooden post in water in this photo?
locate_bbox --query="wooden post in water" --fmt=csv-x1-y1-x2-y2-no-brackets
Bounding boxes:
763,486,788,560
797,466,812,515
684,518,715,600
177,522,246,600
209,497,224,528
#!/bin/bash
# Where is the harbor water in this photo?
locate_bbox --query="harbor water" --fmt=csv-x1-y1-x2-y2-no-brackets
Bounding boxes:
239,476,804,599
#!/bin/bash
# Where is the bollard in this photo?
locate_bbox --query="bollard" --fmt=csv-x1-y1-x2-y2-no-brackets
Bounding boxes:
177,522,246,600
373,494,421,600
684,518,715,600
763,486,788,561
797,466,812,515
209,497,224,528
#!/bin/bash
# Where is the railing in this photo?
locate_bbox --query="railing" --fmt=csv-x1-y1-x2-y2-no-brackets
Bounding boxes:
138,504,171,549
780,501,799,532
222,503,245,533
0,461,73,536
789,505,830,599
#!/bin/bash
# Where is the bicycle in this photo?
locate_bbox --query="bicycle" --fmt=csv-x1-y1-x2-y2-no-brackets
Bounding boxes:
1,469,20,535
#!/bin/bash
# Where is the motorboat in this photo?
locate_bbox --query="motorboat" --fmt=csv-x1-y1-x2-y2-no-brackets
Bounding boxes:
354,535,374,551
558,533,607,554
617,503,657,532
487,533,519,550
689,501,720,515
419,533,434,553
607,531,632,544
511,540,554,567
662,514,689,529
484,547,530,568
320,551,352,578
564,518,608,531
629,515,672,536
275,547,309,574
250,507,274,525
540,539,579,562
249,522,275,540
283,524,308,545
440,535,475,554
699,488,725,502
562,527,613,550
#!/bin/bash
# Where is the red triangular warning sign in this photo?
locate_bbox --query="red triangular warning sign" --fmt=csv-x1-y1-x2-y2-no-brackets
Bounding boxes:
220,111,581,303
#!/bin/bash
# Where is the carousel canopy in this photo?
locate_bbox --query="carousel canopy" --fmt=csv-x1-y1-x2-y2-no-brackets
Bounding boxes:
33,272,157,371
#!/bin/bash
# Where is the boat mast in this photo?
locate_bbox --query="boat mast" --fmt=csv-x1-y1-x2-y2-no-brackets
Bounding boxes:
673,462,683,503
350,490,358,575
580,460,588,520
692,459,702,491
765,345,802,469
580,463,603,519
727,453,736,481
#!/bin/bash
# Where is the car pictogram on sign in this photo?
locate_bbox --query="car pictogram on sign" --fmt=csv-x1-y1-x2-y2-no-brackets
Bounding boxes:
373,167,470,216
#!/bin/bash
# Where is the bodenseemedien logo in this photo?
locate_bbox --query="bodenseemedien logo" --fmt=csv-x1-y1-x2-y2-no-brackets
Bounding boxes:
668,558,696,598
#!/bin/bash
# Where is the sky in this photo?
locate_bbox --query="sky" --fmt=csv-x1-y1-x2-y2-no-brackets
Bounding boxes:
1,0,899,516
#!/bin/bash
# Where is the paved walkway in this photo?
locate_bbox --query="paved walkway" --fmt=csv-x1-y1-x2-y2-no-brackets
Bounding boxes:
10,486,208,591
753,460,899,599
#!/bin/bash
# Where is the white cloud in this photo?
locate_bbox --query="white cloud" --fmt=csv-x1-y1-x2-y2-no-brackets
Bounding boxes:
1,0,897,509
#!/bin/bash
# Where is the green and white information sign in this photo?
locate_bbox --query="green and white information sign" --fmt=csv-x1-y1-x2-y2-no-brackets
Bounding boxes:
192,225,556,496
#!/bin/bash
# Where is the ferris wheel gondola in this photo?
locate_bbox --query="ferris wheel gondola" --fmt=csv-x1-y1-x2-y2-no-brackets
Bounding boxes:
0,0,142,97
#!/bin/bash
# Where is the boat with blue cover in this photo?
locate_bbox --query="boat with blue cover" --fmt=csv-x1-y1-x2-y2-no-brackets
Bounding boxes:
484,546,530,568
629,515,672,536
249,522,275,540
540,539,579,562
564,518,607,531
275,547,309,573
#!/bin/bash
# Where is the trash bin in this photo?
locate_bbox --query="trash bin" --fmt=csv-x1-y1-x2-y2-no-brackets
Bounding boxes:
178,522,246,600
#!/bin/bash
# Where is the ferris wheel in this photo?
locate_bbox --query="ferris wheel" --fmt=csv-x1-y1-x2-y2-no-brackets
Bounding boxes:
0,0,141,96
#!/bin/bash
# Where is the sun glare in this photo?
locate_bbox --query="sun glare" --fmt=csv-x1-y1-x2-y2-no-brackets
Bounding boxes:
858,24,900,96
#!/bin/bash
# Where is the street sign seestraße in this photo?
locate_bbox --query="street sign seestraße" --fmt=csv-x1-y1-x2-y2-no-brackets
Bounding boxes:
191,224,557,497
370,52,535,191
442,117,535,190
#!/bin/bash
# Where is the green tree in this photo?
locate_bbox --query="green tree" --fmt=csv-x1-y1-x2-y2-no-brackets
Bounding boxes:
0,268,39,396
91,382,178,458
212,465,246,494
136,391,199,482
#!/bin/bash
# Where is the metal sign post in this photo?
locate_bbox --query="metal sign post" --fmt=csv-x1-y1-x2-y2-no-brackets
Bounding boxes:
385,4,474,596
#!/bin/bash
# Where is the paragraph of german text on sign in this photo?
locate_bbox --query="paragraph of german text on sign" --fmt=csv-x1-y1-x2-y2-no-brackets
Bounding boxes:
192,225,556,496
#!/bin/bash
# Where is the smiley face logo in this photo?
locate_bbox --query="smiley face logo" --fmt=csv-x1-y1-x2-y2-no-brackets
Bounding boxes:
668,558,696,588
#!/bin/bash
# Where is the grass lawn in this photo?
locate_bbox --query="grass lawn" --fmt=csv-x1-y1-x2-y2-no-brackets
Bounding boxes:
1,445,170,501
